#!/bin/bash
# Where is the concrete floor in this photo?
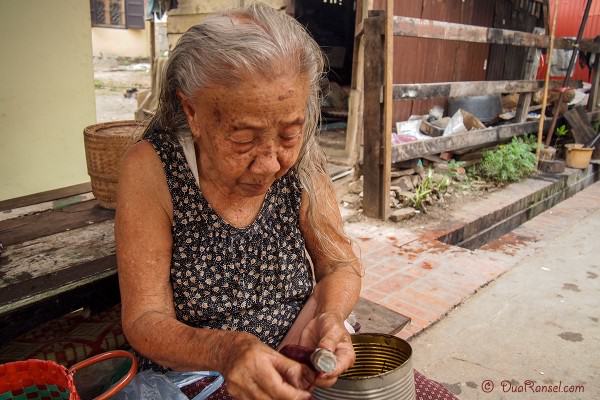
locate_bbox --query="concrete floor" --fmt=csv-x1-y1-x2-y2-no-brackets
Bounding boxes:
410,190,600,399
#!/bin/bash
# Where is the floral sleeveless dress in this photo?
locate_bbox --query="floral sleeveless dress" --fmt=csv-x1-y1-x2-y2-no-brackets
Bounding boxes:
138,130,314,371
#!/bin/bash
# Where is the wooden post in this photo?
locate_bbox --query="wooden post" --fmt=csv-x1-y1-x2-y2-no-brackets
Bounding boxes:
516,28,544,122
149,19,156,77
588,55,600,112
344,0,368,165
362,15,386,219
536,0,559,163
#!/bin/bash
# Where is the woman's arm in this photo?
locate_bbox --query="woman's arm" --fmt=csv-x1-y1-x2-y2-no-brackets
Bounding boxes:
116,142,314,399
116,141,227,371
297,172,362,385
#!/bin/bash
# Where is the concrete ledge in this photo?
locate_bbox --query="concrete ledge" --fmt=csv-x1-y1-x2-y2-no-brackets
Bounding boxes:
437,163,599,249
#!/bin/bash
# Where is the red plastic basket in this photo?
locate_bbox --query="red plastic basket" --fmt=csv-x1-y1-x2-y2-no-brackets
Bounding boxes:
0,350,137,400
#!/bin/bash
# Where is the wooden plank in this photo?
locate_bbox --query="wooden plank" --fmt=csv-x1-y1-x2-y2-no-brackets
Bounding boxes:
0,256,118,343
391,119,545,162
392,16,600,52
394,80,543,100
0,183,91,212
353,297,410,335
486,0,510,81
0,193,95,223
391,111,600,163
362,16,386,219
0,200,114,247
393,15,548,47
564,107,596,145
393,79,580,100
0,255,116,316
0,220,115,289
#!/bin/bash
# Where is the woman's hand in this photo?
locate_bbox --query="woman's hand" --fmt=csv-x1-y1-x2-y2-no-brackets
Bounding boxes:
299,312,355,388
220,333,316,400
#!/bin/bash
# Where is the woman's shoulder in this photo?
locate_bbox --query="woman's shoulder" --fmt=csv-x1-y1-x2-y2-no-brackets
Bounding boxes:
122,140,163,173
118,141,172,215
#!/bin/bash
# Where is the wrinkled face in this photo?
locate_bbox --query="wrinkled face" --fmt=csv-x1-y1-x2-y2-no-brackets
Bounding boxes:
180,73,310,198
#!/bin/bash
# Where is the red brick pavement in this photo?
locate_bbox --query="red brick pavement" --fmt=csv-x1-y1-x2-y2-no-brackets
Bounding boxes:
346,181,600,341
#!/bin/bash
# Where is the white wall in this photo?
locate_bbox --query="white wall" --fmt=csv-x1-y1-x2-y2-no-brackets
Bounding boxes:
0,1,96,201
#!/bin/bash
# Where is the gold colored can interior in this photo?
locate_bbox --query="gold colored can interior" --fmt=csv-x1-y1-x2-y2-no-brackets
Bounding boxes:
340,333,412,380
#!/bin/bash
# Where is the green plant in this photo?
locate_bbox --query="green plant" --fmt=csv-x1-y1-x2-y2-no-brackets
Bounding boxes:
409,169,451,212
475,136,537,184
94,79,104,89
555,124,569,137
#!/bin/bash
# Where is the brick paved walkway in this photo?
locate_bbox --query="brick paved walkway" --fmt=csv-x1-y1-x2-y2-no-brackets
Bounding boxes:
346,180,600,341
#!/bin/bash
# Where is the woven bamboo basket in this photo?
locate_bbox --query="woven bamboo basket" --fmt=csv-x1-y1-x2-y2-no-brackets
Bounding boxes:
84,120,146,209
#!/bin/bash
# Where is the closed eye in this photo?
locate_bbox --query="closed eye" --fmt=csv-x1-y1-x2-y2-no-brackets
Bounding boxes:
229,130,255,144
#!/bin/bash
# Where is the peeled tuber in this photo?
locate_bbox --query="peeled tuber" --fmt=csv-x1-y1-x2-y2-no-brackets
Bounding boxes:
280,344,337,373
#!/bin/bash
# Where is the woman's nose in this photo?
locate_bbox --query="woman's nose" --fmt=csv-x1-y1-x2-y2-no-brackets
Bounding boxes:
250,149,281,176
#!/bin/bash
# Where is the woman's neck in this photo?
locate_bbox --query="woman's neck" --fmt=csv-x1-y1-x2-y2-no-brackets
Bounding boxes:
195,143,266,228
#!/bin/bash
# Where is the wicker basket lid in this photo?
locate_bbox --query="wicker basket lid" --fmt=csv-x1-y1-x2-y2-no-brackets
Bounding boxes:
84,120,146,140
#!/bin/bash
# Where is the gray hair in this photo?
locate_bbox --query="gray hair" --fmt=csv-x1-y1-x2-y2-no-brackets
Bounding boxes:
146,3,359,268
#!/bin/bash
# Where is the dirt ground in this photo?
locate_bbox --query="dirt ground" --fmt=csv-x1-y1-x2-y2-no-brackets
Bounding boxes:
93,58,151,123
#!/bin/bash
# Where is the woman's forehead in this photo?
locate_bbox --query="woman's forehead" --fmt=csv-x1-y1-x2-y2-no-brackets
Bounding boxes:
195,74,310,124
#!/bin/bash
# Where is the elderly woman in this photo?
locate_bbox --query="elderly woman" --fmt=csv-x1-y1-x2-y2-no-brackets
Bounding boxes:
116,4,361,399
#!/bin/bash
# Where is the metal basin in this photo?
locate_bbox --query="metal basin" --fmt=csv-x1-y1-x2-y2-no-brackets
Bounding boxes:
448,95,502,125
313,333,416,400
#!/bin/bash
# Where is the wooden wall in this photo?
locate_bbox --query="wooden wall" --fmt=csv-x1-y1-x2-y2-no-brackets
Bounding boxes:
487,0,546,81
374,0,496,122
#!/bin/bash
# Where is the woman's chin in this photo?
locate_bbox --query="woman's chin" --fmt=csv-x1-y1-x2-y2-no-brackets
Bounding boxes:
240,182,270,196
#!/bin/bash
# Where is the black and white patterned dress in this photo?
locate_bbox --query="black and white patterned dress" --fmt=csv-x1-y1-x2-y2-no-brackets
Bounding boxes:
138,130,314,371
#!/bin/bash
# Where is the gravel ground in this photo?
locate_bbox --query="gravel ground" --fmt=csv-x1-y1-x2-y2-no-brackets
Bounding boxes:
94,58,151,123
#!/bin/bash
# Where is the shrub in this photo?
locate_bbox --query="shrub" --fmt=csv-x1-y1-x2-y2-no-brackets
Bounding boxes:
475,136,537,183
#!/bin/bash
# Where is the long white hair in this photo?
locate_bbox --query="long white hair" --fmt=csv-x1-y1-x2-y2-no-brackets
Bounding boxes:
145,3,358,267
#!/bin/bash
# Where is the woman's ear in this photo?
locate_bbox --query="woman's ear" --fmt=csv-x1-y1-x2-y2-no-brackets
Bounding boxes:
176,90,200,136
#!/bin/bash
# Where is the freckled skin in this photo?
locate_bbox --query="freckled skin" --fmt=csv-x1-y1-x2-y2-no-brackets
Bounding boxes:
179,73,310,227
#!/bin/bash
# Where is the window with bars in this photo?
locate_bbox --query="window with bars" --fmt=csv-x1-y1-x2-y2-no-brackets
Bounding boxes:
90,0,145,29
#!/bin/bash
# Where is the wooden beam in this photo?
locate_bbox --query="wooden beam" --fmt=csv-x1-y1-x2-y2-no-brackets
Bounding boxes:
362,16,386,219
0,200,114,247
393,16,600,52
0,255,118,343
391,120,546,162
393,16,548,46
344,0,369,166
391,111,600,163
393,79,578,100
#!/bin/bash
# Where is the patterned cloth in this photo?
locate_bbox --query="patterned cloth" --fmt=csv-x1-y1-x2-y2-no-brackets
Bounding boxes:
141,131,314,370
180,370,460,400
0,305,126,367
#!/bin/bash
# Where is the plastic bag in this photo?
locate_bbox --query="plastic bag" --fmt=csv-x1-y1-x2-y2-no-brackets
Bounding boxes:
113,370,188,400
443,109,485,136
113,370,224,400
